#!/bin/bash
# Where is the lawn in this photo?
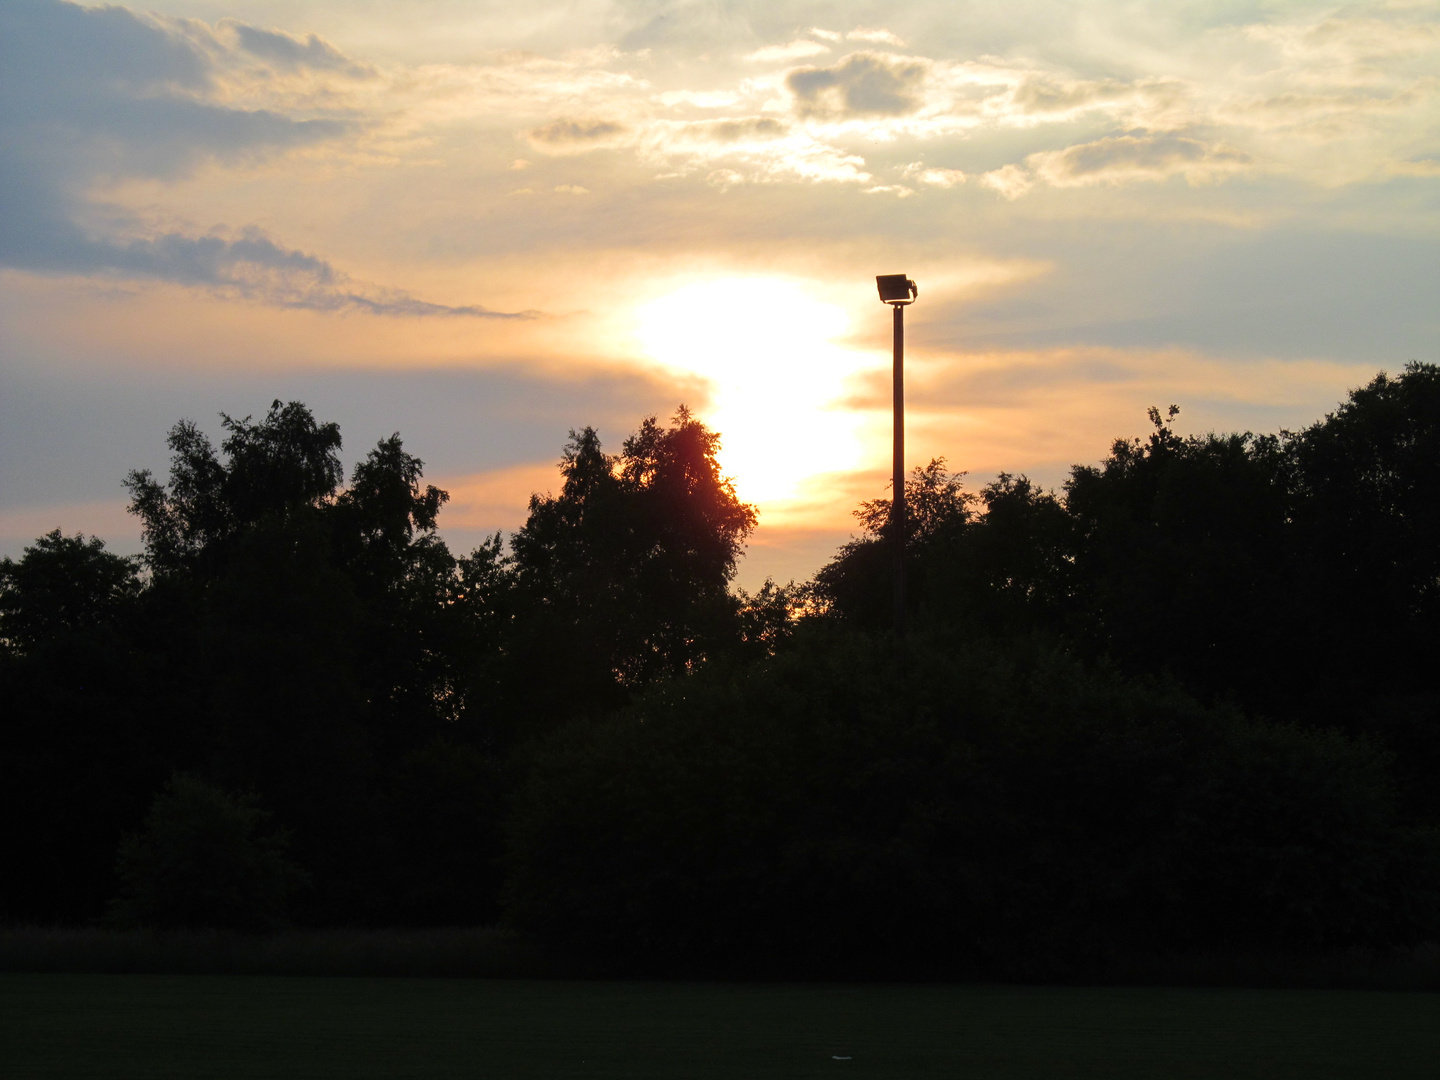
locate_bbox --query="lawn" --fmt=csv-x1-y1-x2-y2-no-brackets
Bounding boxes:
4,973,1438,1079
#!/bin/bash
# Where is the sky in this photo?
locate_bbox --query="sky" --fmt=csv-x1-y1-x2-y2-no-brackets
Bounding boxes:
2,0,1438,586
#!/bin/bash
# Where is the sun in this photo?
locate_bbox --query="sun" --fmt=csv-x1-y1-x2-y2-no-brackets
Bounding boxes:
635,278,870,506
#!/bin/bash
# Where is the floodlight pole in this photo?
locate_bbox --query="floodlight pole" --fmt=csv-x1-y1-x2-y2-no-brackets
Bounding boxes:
876,274,917,642
892,300,906,641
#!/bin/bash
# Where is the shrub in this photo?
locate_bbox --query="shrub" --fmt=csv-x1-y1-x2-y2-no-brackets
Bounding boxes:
108,773,305,931
505,627,1439,977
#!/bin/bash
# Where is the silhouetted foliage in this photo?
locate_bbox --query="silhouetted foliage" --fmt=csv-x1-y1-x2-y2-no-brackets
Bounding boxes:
0,531,157,923
812,458,976,626
506,408,756,724
815,365,1440,728
109,774,305,931
506,625,1439,976
125,403,345,576
7,367,1440,975
2,399,758,927
0,530,141,656
1288,364,1440,688
1062,409,1296,712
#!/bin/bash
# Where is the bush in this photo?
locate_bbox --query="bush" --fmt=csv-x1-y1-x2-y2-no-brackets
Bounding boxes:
505,627,1439,977
108,774,305,931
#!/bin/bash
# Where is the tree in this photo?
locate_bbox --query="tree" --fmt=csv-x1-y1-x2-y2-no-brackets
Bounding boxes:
507,408,756,723
125,401,344,576
1062,406,1296,709
925,472,1073,635
113,400,499,921
1288,362,1440,695
0,532,155,923
0,530,140,656
811,458,976,627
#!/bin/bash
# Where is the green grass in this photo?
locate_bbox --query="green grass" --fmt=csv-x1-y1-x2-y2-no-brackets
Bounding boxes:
4,974,1439,1079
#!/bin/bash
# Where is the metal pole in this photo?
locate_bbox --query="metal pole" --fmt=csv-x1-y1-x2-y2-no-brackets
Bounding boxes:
892,301,906,639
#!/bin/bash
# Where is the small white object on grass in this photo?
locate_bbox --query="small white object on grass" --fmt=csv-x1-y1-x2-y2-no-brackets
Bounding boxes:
832,1055,852,1060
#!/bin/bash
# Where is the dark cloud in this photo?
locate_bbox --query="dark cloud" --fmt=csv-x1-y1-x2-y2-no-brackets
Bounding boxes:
0,0,210,102
1,221,531,317
787,52,927,118
230,22,375,77
528,118,630,146
0,0,512,316
696,117,789,142
1034,133,1251,184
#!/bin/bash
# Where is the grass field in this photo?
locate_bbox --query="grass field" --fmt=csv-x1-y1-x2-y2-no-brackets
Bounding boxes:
4,973,1439,1079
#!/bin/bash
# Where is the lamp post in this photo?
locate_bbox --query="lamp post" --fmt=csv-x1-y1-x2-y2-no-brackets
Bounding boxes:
876,273,918,640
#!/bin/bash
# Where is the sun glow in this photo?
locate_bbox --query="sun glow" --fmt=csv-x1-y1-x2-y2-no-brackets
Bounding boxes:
635,278,872,507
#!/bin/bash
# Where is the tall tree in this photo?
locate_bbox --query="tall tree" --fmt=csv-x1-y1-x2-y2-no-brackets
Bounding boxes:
0,532,153,922
508,408,756,724
125,401,344,576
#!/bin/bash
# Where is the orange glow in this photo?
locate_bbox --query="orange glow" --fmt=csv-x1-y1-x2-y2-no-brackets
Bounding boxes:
635,278,874,507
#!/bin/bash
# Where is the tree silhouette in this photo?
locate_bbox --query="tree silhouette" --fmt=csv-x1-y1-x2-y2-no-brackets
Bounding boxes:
0,531,154,922
0,530,140,655
125,402,345,576
507,408,756,723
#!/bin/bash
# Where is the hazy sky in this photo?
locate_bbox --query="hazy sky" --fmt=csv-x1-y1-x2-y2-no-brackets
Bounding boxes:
3,0,1437,584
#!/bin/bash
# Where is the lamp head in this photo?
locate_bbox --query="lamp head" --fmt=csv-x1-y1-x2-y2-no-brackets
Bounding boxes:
876,274,918,305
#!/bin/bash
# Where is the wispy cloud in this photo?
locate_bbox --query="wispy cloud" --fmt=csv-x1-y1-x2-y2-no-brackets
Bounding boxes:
1028,132,1252,188
744,40,829,63
846,27,906,47
527,117,632,149
226,21,376,78
0,0,517,316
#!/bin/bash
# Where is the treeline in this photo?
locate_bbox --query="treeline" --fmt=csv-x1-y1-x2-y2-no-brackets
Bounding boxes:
1,404,761,929
3,364,1438,976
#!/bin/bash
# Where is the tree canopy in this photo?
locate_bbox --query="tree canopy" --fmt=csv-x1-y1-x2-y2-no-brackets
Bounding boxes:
507,408,756,721
4,367,1439,975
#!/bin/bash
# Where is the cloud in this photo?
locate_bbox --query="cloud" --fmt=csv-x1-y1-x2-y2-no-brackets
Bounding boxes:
705,169,745,190
1247,15,1440,67
980,165,1033,200
527,117,631,149
1010,75,1134,117
637,123,870,185
787,52,930,119
744,40,829,63
11,222,531,317
905,164,967,188
847,28,905,47
227,22,375,77
687,117,789,143
0,0,341,179
1027,133,1251,187
0,0,511,316
1390,157,1440,179
656,89,740,108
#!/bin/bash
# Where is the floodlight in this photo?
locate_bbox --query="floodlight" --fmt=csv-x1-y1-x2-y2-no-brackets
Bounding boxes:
875,273,918,639
876,274,918,305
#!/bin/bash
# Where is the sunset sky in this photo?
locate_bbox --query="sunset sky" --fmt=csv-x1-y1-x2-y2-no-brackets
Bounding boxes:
2,0,1437,585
